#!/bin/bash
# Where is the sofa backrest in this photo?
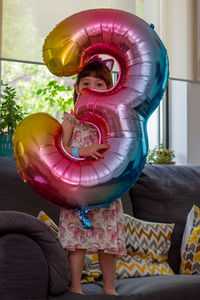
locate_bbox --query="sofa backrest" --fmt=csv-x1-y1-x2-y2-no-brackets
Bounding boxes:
0,157,132,224
0,157,61,224
129,164,200,273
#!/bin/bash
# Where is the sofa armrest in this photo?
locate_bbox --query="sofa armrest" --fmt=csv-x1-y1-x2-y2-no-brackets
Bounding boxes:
0,233,49,300
0,211,70,295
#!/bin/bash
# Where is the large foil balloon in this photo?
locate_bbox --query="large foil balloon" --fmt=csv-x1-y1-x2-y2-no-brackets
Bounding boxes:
13,9,169,212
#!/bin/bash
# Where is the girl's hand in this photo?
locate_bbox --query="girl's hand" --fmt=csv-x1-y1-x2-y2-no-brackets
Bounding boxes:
79,144,109,160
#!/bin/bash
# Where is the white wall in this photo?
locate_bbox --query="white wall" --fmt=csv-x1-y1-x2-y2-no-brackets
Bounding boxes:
170,80,187,165
164,0,197,81
187,82,200,164
168,1,200,166
170,80,200,165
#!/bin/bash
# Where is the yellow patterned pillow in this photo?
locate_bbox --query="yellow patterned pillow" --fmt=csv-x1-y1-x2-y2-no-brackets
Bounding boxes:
82,254,102,283
37,211,58,235
180,205,200,274
82,214,174,282
115,214,174,278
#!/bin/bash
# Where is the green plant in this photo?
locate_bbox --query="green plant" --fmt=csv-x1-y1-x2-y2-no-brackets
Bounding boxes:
36,79,75,114
147,143,175,165
2,61,75,117
0,80,26,134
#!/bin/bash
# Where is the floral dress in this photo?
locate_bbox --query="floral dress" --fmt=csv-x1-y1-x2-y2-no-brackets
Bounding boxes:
57,112,127,256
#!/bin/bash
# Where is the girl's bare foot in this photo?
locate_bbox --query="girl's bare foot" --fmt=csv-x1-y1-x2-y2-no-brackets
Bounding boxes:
69,287,84,294
104,288,118,295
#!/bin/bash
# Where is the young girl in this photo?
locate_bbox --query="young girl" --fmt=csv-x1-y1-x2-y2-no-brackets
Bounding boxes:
58,57,126,295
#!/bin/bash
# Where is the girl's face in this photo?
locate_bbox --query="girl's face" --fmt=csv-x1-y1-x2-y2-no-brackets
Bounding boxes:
75,75,107,96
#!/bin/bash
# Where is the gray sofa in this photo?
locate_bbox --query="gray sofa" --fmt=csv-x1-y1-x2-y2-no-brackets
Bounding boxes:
0,156,200,300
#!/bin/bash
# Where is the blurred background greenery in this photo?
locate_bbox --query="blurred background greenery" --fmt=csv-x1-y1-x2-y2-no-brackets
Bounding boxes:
2,61,74,121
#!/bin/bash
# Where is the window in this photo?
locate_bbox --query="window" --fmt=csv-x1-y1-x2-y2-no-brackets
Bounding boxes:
0,0,167,149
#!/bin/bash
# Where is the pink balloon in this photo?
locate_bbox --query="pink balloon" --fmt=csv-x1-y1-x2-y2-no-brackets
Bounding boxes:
14,9,169,210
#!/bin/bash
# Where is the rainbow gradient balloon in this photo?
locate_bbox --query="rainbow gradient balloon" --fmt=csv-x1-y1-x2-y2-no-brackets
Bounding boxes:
13,9,169,211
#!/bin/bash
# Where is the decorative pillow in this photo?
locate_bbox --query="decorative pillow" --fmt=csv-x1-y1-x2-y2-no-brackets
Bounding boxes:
115,214,174,278
82,214,174,282
37,211,58,235
180,205,200,274
82,254,102,283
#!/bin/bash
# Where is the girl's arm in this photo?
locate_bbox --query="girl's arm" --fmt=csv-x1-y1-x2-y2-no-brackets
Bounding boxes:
62,118,74,155
79,143,109,160
62,118,109,160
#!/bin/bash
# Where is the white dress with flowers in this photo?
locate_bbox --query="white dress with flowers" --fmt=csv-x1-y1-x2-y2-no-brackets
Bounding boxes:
57,112,126,256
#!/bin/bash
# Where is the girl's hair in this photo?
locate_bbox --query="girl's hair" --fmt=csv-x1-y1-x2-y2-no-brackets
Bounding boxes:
73,60,113,105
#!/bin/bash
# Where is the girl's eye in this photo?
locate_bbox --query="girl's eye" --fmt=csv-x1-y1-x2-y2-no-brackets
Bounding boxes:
97,82,103,87
83,82,89,86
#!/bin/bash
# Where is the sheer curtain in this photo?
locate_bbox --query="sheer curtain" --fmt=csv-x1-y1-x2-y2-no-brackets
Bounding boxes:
1,0,164,149
1,0,163,63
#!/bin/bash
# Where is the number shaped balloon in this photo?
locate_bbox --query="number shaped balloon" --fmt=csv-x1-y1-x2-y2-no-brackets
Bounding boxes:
13,9,169,210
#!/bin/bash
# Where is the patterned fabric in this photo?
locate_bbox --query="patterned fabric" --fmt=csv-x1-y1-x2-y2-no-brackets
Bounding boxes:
63,111,99,148
37,211,58,235
58,112,127,256
180,205,200,274
116,214,174,278
82,214,174,283
82,254,102,283
58,200,126,255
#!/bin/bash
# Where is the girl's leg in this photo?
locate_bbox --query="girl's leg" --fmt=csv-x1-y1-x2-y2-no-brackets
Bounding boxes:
68,249,86,294
98,250,118,295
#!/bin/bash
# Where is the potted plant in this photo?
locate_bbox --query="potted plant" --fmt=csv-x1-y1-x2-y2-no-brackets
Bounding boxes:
0,80,25,156
147,143,175,165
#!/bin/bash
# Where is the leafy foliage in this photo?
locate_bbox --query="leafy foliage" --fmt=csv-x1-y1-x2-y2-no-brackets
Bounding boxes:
147,143,175,165
0,81,26,134
2,61,75,120
36,80,74,115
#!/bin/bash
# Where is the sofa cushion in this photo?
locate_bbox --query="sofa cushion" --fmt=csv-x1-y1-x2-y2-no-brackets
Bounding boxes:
82,214,174,282
81,275,200,299
115,214,174,278
180,205,200,274
129,164,200,274
82,254,102,283
37,210,58,235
